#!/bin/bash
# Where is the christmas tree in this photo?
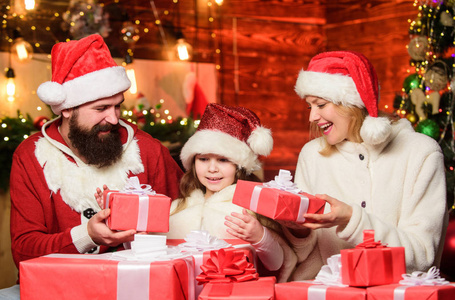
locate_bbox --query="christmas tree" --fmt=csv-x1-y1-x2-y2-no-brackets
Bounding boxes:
394,0,455,210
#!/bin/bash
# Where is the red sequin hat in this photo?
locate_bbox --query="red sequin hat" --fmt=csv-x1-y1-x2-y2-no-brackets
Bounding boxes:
294,51,392,145
37,34,131,115
180,103,273,173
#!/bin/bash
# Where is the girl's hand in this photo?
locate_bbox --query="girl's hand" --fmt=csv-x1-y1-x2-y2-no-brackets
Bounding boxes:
225,209,264,243
94,184,109,209
302,194,352,231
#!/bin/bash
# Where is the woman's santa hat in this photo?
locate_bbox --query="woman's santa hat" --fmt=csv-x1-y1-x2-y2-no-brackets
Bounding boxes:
295,51,392,145
37,34,131,115
180,103,273,174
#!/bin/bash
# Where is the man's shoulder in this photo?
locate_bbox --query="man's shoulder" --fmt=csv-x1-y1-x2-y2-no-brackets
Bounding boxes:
14,131,44,156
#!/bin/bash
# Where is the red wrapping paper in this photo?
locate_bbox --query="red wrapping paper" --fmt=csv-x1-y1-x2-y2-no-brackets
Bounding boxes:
198,276,275,300
367,283,455,300
20,253,193,300
232,180,325,222
104,189,171,232
274,281,367,300
341,230,406,287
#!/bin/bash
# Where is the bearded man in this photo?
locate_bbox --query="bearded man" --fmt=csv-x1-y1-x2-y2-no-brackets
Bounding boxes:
6,34,183,295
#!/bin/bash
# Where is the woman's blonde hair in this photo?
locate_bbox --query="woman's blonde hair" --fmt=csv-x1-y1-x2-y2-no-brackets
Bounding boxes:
310,104,395,156
171,156,261,215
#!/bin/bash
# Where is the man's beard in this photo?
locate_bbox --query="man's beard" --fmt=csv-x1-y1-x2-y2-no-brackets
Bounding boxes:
68,113,123,168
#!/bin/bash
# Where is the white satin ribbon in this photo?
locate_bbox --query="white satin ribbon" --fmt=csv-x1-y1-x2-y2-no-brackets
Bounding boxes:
399,266,449,286
314,254,347,287
307,285,329,300
117,261,150,300
178,230,231,252
264,169,302,193
136,194,149,231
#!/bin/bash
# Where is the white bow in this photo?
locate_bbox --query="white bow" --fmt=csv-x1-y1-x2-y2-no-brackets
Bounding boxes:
178,230,231,252
313,254,348,287
122,176,156,195
264,169,302,194
399,266,449,286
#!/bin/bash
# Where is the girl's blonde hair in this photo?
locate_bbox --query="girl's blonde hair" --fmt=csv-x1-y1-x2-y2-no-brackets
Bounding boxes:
310,104,396,156
171,157,261,215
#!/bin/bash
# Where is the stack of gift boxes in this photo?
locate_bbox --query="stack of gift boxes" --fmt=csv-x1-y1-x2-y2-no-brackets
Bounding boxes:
19,173,455,299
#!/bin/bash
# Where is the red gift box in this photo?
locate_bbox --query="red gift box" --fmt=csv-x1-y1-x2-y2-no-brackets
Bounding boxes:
367,283,455,300
274,281,367,300
341,230,406,287
20,253,194,300
104,189,171,232
232,180,325,222
167,239,257,299
198,276,275,300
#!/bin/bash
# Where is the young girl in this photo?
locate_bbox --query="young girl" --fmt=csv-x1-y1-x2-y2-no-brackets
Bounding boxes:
95,103,297,282
281,51,448,280
168,103,296,282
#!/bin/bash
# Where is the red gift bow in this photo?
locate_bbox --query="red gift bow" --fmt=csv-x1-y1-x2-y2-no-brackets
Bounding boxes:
196,247,259,284
355,230,387,248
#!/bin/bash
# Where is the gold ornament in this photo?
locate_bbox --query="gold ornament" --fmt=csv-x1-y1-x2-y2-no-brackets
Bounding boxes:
406,112,417,124
407,36,428,61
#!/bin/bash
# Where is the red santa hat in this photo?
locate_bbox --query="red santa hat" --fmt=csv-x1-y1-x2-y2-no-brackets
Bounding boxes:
37,34,131,115
180,103,273,174
294,51,392,145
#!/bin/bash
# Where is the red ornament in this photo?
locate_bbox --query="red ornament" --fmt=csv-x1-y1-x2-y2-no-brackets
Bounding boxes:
33,116,49,130
440,214,455,281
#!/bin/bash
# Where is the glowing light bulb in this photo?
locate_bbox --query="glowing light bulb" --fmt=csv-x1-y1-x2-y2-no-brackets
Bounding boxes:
25,0,36,10
175,38,193,61
5,68,16,102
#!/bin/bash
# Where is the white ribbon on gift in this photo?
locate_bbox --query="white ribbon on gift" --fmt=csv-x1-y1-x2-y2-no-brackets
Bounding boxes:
399,266,449,286
264,169,302,194
105,176,156,231
313,254,348,287
392,267,450,300
177,230,231,252
250,169,308,222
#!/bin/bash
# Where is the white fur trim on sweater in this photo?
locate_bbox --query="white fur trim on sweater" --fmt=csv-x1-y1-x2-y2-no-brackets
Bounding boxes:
180,130,260,173
35,126,143,213
295,70,364,108
38,66,131,115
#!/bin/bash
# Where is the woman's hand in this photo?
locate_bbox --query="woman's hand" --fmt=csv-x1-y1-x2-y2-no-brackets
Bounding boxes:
302,194,352,230
225,209,264,243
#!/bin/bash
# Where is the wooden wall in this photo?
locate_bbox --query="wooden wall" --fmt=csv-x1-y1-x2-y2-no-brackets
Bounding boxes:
0,0,418,287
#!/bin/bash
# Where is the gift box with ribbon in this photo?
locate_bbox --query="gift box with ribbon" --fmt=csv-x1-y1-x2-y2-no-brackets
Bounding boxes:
170,231,258,299
104,176,171,232
19,252,195,300
274,253,367,300
367,267,455,300
198,276,276,300
232,170,325,222
341,230,406,287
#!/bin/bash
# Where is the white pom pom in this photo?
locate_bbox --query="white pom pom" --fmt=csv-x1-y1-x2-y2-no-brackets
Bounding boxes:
36,81,66,105
248,126,273,156
360,116,392,145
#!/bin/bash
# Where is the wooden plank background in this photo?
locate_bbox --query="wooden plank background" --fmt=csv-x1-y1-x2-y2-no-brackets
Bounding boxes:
0,0,418,287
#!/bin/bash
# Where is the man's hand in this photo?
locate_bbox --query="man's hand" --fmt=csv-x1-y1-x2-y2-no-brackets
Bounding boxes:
87,208,136,247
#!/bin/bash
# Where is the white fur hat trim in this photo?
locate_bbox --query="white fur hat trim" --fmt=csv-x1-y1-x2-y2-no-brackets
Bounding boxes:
295,70,365,108
37,66,131,115
180,130,260,173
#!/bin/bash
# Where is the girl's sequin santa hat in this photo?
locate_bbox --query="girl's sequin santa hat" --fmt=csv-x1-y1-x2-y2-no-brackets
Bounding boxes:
294,51,392,145
180,103,273,174
37,34,131,115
